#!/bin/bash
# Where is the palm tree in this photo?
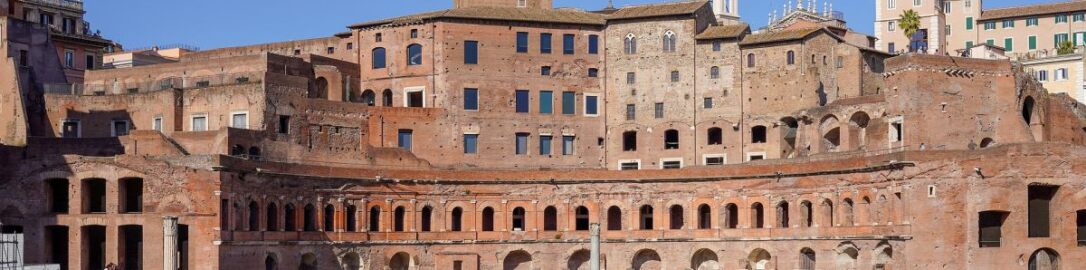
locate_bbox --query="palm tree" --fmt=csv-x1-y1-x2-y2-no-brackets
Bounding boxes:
899,10,921,52
1057,40,1076,55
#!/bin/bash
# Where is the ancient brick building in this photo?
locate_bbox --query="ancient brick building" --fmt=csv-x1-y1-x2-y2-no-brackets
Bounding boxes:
1,0,1086,270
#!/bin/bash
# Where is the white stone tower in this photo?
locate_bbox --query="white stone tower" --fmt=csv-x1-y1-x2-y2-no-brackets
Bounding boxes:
712,0,740,22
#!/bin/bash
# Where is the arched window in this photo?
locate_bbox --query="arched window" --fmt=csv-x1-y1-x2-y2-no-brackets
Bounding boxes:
669,205,684,229
724,203,738,229
382,89,393,107
1028,248,1059,270
450,207,463,231
323,204,335,232
371,47,386,69
543,206,558,231
265,255,277,270
751,203,764,228
607,206,623,230
639,205,654,230
624,34,637,54
710,66,720,79
752,126,767,143
843,198,855,226
576,206,590,231
707,127,723,145
821,199,834,227
303,204,317,232
1023,96,1036,125
787,50,795,65
697,204,711,229
801,201,813,227
407,44,422,66
664,129,679,149
393,206,406,232
247,147,261,160
360,90,376,106
248,201,260,231
777,201,790,228
747,53,756,67
266,203,278,231
662,31,677,52
345,204,356,232
482,207,495,231
420,206,432,232
623,131,638,151
799,248,816,270
511,207,526,231
368,206,381,232
284,204,296,231
980,138,996,148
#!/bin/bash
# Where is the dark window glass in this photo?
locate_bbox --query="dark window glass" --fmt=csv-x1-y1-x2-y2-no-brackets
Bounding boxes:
464,134,478,154
372,47,386,69
540,33,552,54
622,131,637,151
516,32,529,53
515,133,529,155
585,95,598,115
1028,185,1058,238
407,44,423,65
588,68,598,77
563,34,575,54
539,135,552,155
398,129,413,151
539,91,553,114
979,211,1007,247
515,90,530,113
626,104,635,120
654,103,664,119
664,129,679,149
563,136,574,155
464,40,479,64
704,98,713,109
588,35,599,54
541,66,551,76
464,88,479,110
562,91,576,115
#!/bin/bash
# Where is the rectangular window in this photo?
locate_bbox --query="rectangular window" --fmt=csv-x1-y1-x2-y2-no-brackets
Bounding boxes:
515,133,529,155
712,41,721,51
327,47,335,54
626,72,636,84
562,136,574,155
153,117,163,132
588,35,599,54
1028,185,1058,238
539,135,552,155
887,0,896,9
1027,17,1039,26
661,160,682,169
888,42,896,53
196,81,210,88
1056,33,1070,46
541,66,551,76
86,55,95,70
704,98,713,109
943,1,951,12
966,17,974,30
1029,36,1037,50
63,50,73,68
111,120,129,137
946,25,951,36
1004,38,1013,52
1002,19,1014,28
1057,14,1069,23
584,94,599,116
19,50,28,67
278,116,290,134
654,103,664,119
562,91,576,115
588,68,598,77
398,129,413,151
1076,13,1085,22
626,104,636,120
463,134,478,154
986,39,994,46
1077,210,1086,246
979,211,1007,247
464,40,479,64
983,21,996,30
913,0,920,6
231,112,248,129
539,91,553,114
515,90,530,113
705,155,725,166
516,32,529,53
888,21,896,32
411,29,419,38
463,88,479,110
620,161,640,170
191,115,207,132
1037,70,1048,81
966,41,974,48
563,34,575,55
540,33,552,54
1057,68,1069,81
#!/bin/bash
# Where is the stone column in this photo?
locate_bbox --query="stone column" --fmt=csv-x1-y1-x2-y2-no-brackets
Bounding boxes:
163,216,179,270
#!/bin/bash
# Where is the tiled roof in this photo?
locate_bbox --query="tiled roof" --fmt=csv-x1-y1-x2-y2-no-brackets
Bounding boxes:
979,0,1086,21
739,27,828,46
605,1,709,20
349,7,606,28
695,24,750,40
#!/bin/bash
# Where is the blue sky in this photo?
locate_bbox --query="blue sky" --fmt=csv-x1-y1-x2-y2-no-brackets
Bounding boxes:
85,0,1059,50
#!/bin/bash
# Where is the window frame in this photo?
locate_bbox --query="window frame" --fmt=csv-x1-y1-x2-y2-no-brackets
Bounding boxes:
703,154,726,166
539,90,553,114
110,119,130,137
463,133,479,154
230,111,249,129
516,32,529,53
190,113,209,132
463,88,479,111
515,90,530,113
563,34,575,55
584,93,600,117
464,40,479,65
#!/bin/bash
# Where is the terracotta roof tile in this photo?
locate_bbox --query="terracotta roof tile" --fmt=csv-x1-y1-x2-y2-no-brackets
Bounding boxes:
605,1,709,20
980,0,1086,21
739,27,827,46
349,7,606,28
695,24,750,40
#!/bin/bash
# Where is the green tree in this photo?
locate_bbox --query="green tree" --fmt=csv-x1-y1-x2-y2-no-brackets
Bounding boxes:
1057,40,1075,55
899,9,921,52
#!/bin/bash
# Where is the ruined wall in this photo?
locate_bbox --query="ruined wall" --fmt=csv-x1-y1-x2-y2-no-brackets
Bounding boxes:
181,36,356,63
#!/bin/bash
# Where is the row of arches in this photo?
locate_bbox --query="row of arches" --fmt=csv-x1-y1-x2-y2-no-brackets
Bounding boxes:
370,44,423,69
622,30,678,55
348,89,393,106
225,193,903,234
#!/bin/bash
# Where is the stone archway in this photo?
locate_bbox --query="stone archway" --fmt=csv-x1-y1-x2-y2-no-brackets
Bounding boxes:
502,250,532,270
632,249,662,270
691,248,721,270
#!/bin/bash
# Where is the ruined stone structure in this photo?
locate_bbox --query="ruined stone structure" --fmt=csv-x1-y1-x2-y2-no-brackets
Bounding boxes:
2,0,1086,270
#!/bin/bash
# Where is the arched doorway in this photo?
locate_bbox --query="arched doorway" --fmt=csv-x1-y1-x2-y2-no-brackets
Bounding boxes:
389,252,413,270
632,249,662,270
311,77,328,99
264,254,277,270
1028,248,1059,270
342,252,362,270
849,112,870,150
746,248,772,270
568,249,590,270
820,115,841,152
691,248,720,270
503,250,532,270
299,253,316,270
835,246,858,270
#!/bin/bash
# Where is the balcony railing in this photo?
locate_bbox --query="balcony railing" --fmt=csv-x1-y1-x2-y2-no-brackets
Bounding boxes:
25,0,84,10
